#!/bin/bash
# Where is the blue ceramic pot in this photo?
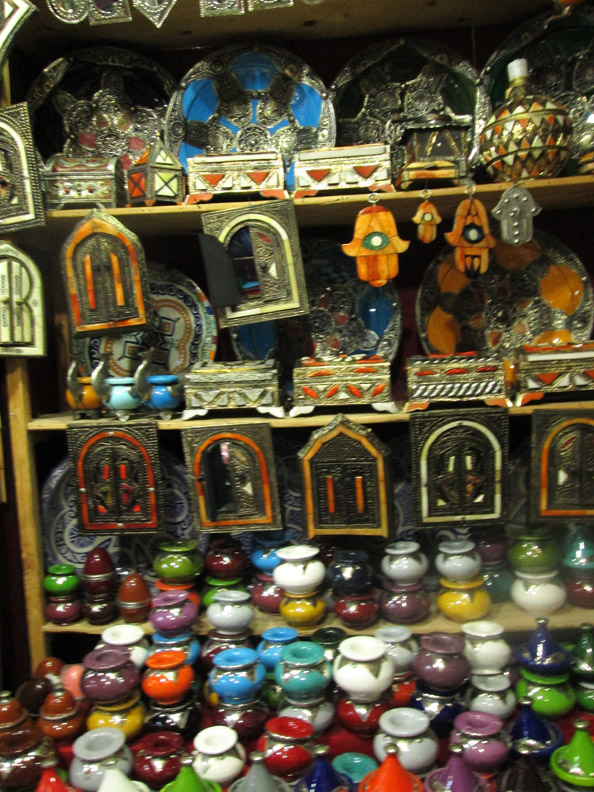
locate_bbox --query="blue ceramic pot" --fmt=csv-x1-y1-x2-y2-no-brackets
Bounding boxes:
251,544,282,575
209,647,266,704
275,641,331,702
151,630,201,667
104,377,141,412
515,618,572,676
326,550,373,595
508,697,563,760
409,680,465,738
143,375,182,411
257,627,299,672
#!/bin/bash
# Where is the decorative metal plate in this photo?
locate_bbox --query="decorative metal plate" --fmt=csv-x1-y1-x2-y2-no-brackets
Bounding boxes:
298,413,393,538
0,0,35,65
182,423,281,533
331,38,490,175
27,47,175,170
530,409,594,522
165,44,335,188
0,103,44,234
67,420,164,533
416,229,594,356
410,407,508,528
0,241,45,356
87,0,131,23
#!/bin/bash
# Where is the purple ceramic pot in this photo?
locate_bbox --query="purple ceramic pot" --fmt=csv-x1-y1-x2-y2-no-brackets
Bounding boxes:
149,591,198,637
80,647,140,703
379,581,430,624
45,594,82,625
411,633,470,692
450,710,510,774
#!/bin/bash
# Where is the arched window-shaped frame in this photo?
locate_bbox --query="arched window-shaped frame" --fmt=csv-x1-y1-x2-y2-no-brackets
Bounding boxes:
62,208,152,336
0,103,44,234
67,421,163,533
0,241,45,356
182,424,281,532
531,412,594,520
299,414,393,538
202,199,308,328
411,408,508,527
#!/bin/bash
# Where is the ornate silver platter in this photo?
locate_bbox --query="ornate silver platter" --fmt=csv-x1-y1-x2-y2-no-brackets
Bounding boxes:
165,44,335,188
416,229,594,357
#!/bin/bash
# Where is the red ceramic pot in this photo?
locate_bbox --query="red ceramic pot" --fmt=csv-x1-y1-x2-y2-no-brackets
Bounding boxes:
35,657,64,682
391,674,416,707
205,538,247,580
16,678,52,718
566,570,594,608
117,572,152,623
213,699,269,741
134,731,184,788
336,694,391,736
80,647,140,703
334,591,379,630
142,649,194,705
38,687,84,743
154,579,201,608
81,548,116,596
45,594,82,626
256,716,315,781
82,594,118,625
251,573,283,614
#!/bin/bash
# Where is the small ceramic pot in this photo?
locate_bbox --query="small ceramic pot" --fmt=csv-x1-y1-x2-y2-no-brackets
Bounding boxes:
475,535,507,565
201,629,252,671
326,550,373,595
381,541,429,586
61,663,85,701
468,674,516,720
576,680,594,712
375,626,419,675
275,641,332,702
154,579,200,608
150,630,200,667
379,581,430,624
99,624,150,670
482,561,514,603
311,627,347,664
333,636,395,702
278,695,334,737
437,576,491,622
462,620,511,673
511,570,567,617
450,710,510,774
66,375,102,413
206,590,254,634
508,530,559,573
251,542,282,575
81,548,116,596
116,573,152,623
411,632,470,693
565,569,594,608
331,754,378,786
205,538,247,580
149,590,198,637
373,708,438,774
256,716,315,782
81,647,139,703
335,694,391,737
193,725,246,787
141,374,183,413
209,647,266,704
69,727,133,792
202,576,247,608
424,744,488,792
0,694,43,791
45,593,82,625
144,690,202,739
515,617,571,676
38,686,85,743
16,677,52,718
279,591,326,628
435,540,482,582
44,563,80,595
83,594,118,625
102,376,142,415
509,696,563,759
86,690,146,740
334,591,379,629
212,699,269,741
134,731,185,789
257,627,299,672
153,539,203,584
574,623,594,679
142,649,194,705
515,668,576,719
251,573,283,613
273,546,326,595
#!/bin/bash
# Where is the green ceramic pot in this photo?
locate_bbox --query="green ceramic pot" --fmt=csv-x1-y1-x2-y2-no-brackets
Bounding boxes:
153,540,203,584
44,563,80,595
515,668,576,719
508,531,559,573
551,720,594,788
577,682,594,713
201,577,247,608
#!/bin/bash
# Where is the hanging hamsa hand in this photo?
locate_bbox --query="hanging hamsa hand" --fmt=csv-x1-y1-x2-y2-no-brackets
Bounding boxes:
445,195,496,276
342,204,409,287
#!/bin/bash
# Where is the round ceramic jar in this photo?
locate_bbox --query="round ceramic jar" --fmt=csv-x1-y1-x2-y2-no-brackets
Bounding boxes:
273,546,326,595
117,573,152,623
373,708,438,774
209,647,266,704
333,636,394,702
435,540,482,582
67,376,102,413
201,628,252,671
326,550,373,594
103,377,142,413
141,374,183,412
411,632,470,692
251,573,284,613
81,548,116,597
45,593,82,625
275,641,331,702
482,561,514,603
256,716,315,782
153,539,203,584
565,569,594,608
251,542,282,576
134,731,185,789
331,753,378,786
278,695,334,737
144,690,202,739
508,531,559,573
437,576,491,622
409,682,466,738
69,727,133,792
83,594,118,626
202,576,247,608
468,674,516,720
462,621,511,674
99,624,150,670
475,536,507,566
450,711,510,774
576,680,594,712
149,590,198,637
515,668,577,719
193,725,246,787
81,647,139,703
150,630,200,667
38,686,85,743
311,627,348,664
510,570,567,617
206,590,254,634
86,690,146,740
212,699,269,741
379,581,431,624
142,649,194,705
381,541,429,586
335,694,391,737
334,591,379,629
280,592,326,629
257,627,299,672
205,538,247,580
375,626,419,675
44,563,80,595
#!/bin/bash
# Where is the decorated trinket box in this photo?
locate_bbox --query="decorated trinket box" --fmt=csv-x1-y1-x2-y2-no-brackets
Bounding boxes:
291,355,395,416
42,154,126,210
515,343,594,406
186,151,286,203
405,354,512,412
292,144,393,198
182,361,283,419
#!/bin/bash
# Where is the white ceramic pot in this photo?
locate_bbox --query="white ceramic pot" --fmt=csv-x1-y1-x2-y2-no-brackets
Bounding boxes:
278,695,335,737
69,728,133,792
461,621,511,673
510,570,567,617
206,590,254,634
193,725,246,787
381,541,428,586
468,674,516,721
435,540,482,582
373,708,438,773
333,636,394,702
99,624,150,669
273,546,326,595
375,626,419,675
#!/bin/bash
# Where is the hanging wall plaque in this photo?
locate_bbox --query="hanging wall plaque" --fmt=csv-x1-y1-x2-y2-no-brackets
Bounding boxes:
0,241,45,357
66,420,163,533
298,413,393,538
0,103,44,234
61,209,152,337
182,423,281,532
410,408,508,528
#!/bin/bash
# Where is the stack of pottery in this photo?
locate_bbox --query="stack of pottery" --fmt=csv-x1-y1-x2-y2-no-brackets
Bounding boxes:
273,545,327,629
80,548,118,626
142,648,199,738
257,627,298,710
153,539,203,604
563,528,594,608
462,621,515,719
256,716,315,782
435,540,491,623
202,538,248,608
508,527,566,617
0,690,47,791
250,531,287,614
327,550,378,630
209,647,268,741
379,541,430,624
116,572,152,624
276,641,333,738
475,534,513,604
573,623,594,712
204,588,255,693
44,563,82,626
149,588,199,678
449,710,510,782
69,727,133,791
38,685,85,745
375,626,419,707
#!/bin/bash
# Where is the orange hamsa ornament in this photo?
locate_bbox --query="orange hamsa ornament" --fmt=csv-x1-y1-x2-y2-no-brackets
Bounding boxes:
445,195,496,276
412,199,442,244
342,204,409,287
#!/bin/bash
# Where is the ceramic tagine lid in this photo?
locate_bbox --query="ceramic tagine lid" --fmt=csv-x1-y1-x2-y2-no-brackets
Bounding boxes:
161,756,222,792
424,744,488,792
228,752,292,792
359,745,422,792
497,745,562,792
509,697,563,760
573,624,594,679
295,745,353,792
515,619,572,675
551,719,594,787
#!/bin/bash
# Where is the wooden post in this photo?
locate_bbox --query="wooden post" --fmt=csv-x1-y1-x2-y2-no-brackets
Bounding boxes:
5,358,48,670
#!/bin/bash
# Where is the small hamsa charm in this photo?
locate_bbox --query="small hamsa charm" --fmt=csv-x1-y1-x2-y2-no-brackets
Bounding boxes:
412,199,442,243
491,184,541,246
445,195,496,276
342,204,409,287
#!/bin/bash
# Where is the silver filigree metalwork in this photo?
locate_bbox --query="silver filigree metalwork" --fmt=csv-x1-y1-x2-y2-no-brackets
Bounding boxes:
183,360,282,418
199,0,244,15
87,0,132,23
491,184,541,246
0,0,35,63
46,0,87,23
132,0,177,27
0,241,45,357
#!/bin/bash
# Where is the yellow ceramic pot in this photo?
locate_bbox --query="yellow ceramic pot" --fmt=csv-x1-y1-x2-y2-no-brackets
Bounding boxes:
437,576,491,623
86,690,146,740
280,591,326,629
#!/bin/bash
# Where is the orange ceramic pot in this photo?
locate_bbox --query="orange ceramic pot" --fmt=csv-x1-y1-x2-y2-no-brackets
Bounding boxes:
66,377,102,412
38,687,85,744
142,650,194,705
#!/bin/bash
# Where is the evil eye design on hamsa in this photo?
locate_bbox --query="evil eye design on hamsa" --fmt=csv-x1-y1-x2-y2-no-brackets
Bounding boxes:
445,196,495,277
342,204,409,287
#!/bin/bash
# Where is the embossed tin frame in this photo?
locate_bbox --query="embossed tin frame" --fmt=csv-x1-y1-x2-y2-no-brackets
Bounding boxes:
67,420,164,533
182,423,281,533
0,241,45,357
410,407,508,528
0,103,44,234
530,409,594,522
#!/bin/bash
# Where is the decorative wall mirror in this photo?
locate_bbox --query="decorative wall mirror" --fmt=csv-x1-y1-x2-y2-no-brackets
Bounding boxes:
410,408,508,527
67,421,163,533
201,199,309,328
531,410,594,522
0,103,44,234
298,414,393,538
61,208,152,337
182,424,281,532
0,241,45,356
